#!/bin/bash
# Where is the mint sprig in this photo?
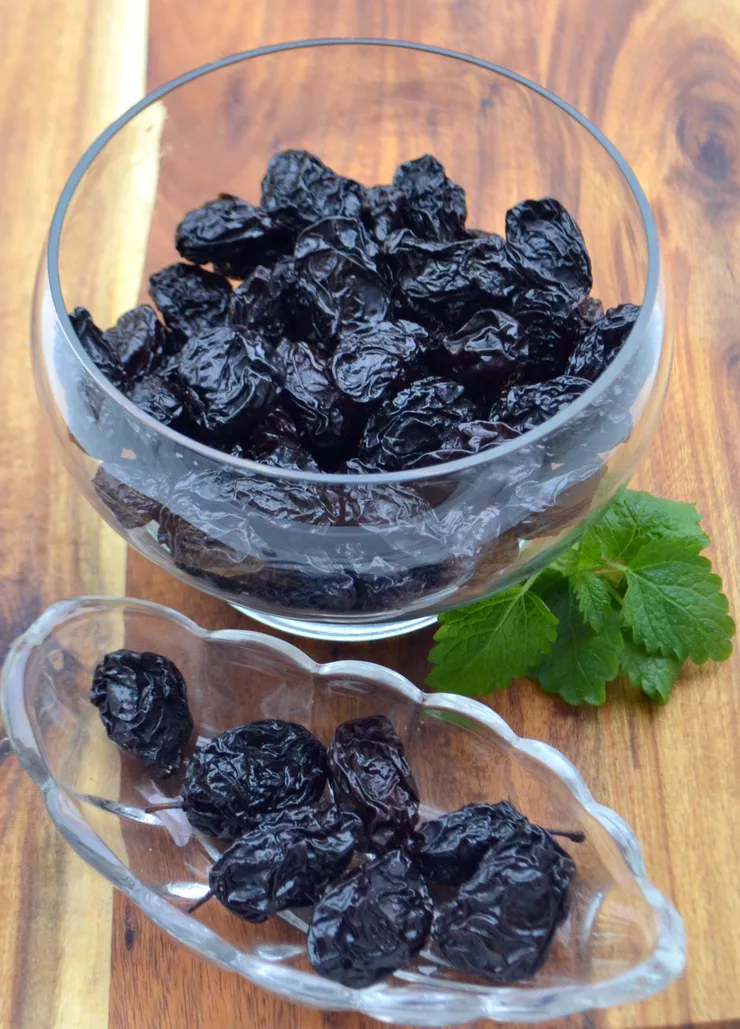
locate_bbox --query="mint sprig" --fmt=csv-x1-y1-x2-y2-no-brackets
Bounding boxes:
427,488,734,705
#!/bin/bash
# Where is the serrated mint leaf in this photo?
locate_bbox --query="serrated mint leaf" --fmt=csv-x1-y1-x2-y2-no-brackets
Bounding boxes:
622,539,735,663
620,635,681,703
579,488,709,566
569,571,614,632
427,582,558,695
532,578,623,706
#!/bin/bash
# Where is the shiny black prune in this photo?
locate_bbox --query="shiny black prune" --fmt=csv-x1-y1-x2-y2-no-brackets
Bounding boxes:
238,405,320,470
175,194,291,278
328,714,419,850
90,650,193,778
250,559,358,612
127,375,186,427
489,376,591,433
198,806,363,922
362,183,406,243
294,217,391,341
276,338,359,458
359,377,480,472
411,802,528,885
567,303,640,381
102,304,168,380
307,849,433,988
330,320,428,406
501,459,605,539
387,231,521,330
260,149,364,232
512,283,581,380
228,260,308,342
393,154,467,242
149,262,232,338
433,823,576,983
353,559,462,613
177,327,280,438
92,464,163,528
506,197,592,299
182,720,328,839
68,306,125,388
432,309,525,394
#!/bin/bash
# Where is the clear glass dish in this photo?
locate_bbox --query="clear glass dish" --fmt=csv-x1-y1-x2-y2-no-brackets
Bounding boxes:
32,40,671,641
1,596,684,1025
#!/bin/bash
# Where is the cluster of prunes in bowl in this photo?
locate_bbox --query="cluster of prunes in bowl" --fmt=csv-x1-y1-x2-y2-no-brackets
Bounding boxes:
65,150,639,619
92,648,582,988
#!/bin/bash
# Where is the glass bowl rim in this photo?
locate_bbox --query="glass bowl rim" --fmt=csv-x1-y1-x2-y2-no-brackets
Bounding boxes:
1,594,686,1024
45,37,661,486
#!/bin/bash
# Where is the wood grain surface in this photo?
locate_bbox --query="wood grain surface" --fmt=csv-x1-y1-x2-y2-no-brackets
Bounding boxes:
1,1,740,1028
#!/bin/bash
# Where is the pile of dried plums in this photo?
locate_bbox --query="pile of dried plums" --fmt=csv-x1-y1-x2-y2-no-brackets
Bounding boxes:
70,150,639,476
92,648,584,987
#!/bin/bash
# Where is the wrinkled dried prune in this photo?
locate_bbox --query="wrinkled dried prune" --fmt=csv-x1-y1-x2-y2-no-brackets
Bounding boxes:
200,806,363,922
387,231,521,329
567,303,640,381
177,327,280,438
501,459,605,539
276,338,359,459
433,823,575,982
250,559,358,612
294,217,391,341
330,320,428,405
90,650,193,778
512,283,581,380
260,149,364,232
328,714,419,850
182,720,328,839
393,154,467,242
432,309,525,394
411,802,528,885
175,194,292,278
127,375,186,427
307,849,433,987
92,464,163,528
69,307,125,388
102,304,168,380
362,183,406,243
236,405,319,470
489,376,591,433
149,263,232,338
506,197,592,299
359,378,480,472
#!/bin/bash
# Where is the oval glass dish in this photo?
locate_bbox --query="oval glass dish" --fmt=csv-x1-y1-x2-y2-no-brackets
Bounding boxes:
32,39,671,643
1,597,684,1025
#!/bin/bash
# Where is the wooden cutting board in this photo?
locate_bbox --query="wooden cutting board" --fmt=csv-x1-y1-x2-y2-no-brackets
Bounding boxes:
1,1,740,1027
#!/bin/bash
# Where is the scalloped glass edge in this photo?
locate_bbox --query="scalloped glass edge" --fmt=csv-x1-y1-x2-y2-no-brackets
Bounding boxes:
0,596,686,1025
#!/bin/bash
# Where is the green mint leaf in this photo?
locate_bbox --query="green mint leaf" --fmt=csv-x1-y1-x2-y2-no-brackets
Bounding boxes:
532,576,623,706
427,580,558,695
622,539,735,663
579,488,709,566
569,570,614,632
620,634,682,703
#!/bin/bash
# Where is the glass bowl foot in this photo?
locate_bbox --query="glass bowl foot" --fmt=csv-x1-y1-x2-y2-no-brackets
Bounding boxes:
230,605,438,642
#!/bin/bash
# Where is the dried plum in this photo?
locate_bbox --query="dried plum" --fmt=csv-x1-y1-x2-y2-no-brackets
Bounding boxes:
293,217,391,340
362,183,406,243
178,327,280,438
411,802,528,885
260,149,364,232
432,309,525,394
393,154,467,242
68,306,124,388
102,304,168,380
567,303,640,381
359,377,480,472
249,558,358,613
307,849,433,987
489,376,591,434
149,263,232,338
90,650,192,778
330,320,428,405
500,459,605,539
181,720,328,839
433,823,575,982
127,375,186,427
512,283,581,380
327,714,419,850
193,806,363,921
92,464,163,528
506,197,592,299
175,194,291,278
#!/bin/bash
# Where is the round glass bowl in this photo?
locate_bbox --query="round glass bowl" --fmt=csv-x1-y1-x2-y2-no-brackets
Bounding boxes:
32,40,670,642
1,597,685,1025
